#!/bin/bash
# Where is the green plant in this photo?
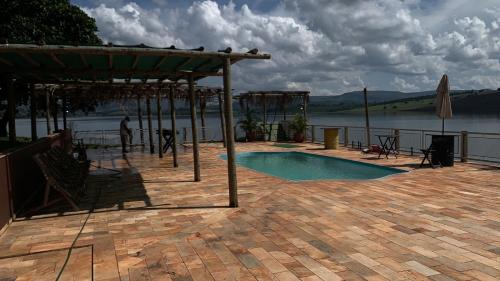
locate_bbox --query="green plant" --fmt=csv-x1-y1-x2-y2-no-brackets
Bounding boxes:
238,110,260,141
289,113,307,133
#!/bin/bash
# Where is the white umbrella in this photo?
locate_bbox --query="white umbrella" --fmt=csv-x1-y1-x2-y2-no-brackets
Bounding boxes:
436,74,452,134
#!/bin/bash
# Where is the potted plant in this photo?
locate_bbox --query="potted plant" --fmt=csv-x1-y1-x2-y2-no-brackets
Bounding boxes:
289,113,307,142
238,110,259,142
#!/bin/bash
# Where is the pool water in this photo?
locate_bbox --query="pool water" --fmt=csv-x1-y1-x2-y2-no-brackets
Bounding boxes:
222,151,405,181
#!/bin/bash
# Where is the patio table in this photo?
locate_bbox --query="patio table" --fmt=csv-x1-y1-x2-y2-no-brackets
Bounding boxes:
377,134,399,159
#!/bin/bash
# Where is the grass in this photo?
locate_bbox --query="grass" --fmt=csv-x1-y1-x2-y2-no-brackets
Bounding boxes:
0,136,32,152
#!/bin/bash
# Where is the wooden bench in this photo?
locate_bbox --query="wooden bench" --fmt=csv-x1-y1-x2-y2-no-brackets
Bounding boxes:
33,146,90,211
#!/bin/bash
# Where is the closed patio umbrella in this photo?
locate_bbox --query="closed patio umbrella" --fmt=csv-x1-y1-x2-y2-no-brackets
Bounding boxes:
436,74,452,134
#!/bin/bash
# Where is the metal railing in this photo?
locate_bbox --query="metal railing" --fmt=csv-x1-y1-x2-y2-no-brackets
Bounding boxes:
75,125,500,164
74,129,148,147
306,125,500,164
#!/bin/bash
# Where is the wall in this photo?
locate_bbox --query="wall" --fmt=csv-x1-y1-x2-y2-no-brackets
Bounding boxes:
0,131,71,232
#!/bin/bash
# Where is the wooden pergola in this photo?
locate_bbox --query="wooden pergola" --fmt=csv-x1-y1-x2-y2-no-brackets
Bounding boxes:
36,82,226,165
0,43,271,207
236,91,310,127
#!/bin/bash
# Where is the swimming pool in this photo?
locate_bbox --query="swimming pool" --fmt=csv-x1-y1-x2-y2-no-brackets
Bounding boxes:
222,151,405,181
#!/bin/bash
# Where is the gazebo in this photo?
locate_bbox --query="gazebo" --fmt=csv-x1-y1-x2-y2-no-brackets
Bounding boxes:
0,43,270,207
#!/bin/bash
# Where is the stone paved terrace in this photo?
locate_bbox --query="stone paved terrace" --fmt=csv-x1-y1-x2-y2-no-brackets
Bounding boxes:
0,142,499,281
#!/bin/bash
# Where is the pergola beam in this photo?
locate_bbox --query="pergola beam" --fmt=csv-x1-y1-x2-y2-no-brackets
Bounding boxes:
1,68,222,78
0,44,271,60
49,54,66,68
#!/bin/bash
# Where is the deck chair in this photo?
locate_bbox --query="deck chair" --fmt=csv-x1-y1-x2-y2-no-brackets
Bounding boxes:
420,143,442,168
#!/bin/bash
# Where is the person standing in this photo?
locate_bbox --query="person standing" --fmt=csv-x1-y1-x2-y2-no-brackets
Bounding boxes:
120,116,132,153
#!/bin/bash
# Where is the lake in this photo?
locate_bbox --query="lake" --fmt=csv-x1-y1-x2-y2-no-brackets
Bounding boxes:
13,112,500,137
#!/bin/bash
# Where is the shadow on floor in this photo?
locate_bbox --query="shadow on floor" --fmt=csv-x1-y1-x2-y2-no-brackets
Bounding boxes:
16,149,228,221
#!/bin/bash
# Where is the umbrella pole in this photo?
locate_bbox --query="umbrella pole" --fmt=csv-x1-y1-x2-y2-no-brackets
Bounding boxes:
442,118,444,135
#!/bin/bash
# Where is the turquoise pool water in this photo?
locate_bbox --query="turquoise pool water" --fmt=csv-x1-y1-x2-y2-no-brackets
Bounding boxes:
222,151,405,181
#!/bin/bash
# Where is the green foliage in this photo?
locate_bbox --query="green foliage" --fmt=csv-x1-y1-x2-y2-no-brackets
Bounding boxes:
289,113,307,133
238,110,260,133
0,0,102,45
0,0,102,136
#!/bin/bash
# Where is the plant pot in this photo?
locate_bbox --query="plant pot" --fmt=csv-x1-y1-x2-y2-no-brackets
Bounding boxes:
246,131,257,142
293,132,305,143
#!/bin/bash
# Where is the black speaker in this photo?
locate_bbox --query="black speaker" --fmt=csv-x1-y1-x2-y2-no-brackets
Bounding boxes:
431,135,455,167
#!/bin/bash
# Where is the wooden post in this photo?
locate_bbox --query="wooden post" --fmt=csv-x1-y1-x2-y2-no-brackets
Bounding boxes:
169,85,178,167
394,129,400,151
7,78,16,144
137,94,144,145
30,84,37,141
283,103,287,121
223,58,238,207
199,92,207,141
262,94,267,141
146,95,154,154
188,75,201,182
62,96,67,130
303,94,308,121
363,87,371,146
45,90,52,136
156,92,163,159
52,97,59,132
217,91,227,147
461,131,468,162
344,126,349,146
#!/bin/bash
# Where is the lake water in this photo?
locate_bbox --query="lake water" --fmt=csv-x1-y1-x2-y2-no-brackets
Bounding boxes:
12,112,500,163
14,112,500,137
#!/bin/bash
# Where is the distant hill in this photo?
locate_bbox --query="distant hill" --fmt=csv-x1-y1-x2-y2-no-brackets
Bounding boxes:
307,90,439,113
341,89,500,114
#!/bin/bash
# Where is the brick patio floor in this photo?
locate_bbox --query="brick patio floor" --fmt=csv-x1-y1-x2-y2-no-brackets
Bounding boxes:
0,143,499,280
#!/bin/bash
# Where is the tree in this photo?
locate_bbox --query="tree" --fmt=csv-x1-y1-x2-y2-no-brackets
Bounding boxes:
0,0,102,136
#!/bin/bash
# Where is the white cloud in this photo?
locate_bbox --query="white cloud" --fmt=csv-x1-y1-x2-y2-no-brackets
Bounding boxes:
391,77,420,92
80,0,500,94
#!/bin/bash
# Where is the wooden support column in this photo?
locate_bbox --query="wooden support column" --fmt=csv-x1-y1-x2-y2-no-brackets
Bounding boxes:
461,131,468,162
146,95,154,154
29,84,37,141
62,96,67,130
217,91,227,147
137,95,144,145
169,85,178,167
52,97,59,132
156,92,163,159
303,94,308,121
223,58,238,207
7,78,16,144
200,93,207,141
262,94,267,141
188,75,201,182
363,87,371,146
45,90,52,136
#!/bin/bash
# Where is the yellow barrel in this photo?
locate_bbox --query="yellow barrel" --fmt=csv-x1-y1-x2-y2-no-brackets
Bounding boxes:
324,128,339,149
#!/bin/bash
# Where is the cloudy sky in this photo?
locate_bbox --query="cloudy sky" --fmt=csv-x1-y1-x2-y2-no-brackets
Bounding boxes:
73,0,500,95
